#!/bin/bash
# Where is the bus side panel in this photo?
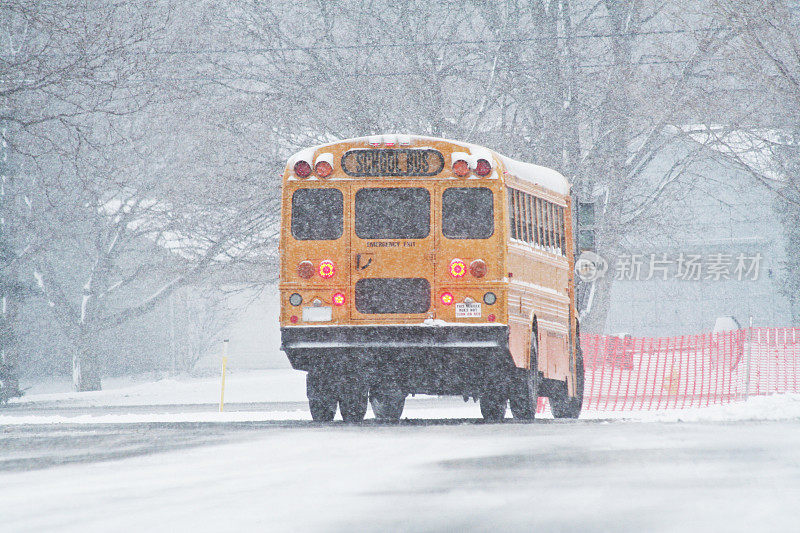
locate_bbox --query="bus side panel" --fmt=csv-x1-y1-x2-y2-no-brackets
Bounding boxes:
507,314,529,368
542,329,569,380
506,245,531,369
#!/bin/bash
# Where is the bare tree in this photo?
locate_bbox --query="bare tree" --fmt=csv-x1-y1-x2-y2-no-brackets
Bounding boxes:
3,1,279,390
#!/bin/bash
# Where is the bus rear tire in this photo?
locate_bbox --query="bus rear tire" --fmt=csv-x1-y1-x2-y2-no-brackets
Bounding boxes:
509,368,538,420
480,374,508,422
510,327,540,420
480,395,507,422
340,387,369,422
369,384,406,421
550,338,585,419
338,369,369,423
307,371,337,422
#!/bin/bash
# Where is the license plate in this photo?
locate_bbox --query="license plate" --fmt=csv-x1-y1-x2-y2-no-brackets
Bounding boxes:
302,306,332,322
455,302,481,318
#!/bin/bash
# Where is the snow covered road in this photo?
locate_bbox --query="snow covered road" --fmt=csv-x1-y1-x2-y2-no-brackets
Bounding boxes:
2,418,800,532
2,370,800,532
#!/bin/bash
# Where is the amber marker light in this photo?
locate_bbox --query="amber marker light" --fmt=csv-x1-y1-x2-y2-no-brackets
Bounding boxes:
315,160,333,178
440,292,454,305
332,292,346,306
453,159,470,177
450,258,466,278
319,260,335,279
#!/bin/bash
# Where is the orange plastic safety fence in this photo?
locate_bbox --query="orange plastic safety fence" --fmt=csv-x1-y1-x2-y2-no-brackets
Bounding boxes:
539,328,800,413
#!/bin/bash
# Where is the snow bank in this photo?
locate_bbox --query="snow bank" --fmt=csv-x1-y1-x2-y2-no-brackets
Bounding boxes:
12,369,306,407
4,369,800,425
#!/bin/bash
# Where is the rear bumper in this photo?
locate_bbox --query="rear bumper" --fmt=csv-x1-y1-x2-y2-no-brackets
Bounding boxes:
281,324,510,394
281,324,508,353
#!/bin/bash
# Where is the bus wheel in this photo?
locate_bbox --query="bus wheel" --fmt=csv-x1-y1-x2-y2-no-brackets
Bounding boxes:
550,338,585,419
369,384,406,421
480,367,508,422
510,341,539,420
339,376,369,423
480,393,507,422
307,370,337,422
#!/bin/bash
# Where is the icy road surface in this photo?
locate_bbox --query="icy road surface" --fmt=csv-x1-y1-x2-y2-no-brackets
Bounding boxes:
3,419,800,532
2,371,800,532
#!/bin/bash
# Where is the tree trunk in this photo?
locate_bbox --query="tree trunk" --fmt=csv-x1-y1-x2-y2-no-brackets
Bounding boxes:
580,1,637,333
581,255,616,334
72,333,102,391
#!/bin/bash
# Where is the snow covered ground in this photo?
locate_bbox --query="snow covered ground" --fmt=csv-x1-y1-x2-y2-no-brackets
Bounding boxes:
4,368,800,425
3,370,800,532
0,369,800,424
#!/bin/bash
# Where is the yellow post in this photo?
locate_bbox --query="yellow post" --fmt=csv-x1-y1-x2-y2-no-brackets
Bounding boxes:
219,339,229,412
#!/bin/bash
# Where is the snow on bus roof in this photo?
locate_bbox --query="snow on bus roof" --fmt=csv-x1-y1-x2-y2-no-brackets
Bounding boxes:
495,154,570,196
287,134,571,195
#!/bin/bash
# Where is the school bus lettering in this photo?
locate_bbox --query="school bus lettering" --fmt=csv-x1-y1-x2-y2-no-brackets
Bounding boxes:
366,241,400,248
341,148,444,177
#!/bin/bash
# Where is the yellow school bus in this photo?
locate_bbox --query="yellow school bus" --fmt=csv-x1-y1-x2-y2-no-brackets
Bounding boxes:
279,134,583,422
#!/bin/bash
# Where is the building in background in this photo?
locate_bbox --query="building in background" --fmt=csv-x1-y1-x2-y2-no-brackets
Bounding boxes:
603,133,790,336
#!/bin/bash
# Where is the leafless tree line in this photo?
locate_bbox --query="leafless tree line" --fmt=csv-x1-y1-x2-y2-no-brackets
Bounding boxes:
1,0,797,390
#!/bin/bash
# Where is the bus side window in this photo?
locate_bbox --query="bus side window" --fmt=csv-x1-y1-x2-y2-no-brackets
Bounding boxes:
538,197,546,247
508,189,517,240
521,191,529,243
522,193,531,242
553,204,560,254
545,200,552,249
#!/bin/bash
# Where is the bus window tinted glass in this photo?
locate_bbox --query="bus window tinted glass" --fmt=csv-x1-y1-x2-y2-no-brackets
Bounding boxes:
355,188,430,239
291,188,344,240
442,187,494,239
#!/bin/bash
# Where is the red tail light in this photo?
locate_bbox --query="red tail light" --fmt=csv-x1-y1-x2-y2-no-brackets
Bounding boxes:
450,258,466,278
290,315,299,323
298,261,314,279
470,259,487,278
332,292,346,306
487,314,496,322
315,160,332,178
319,260,335,279
453,159,470,177
475,158,492,176
440,292,454,305
294,160,312,178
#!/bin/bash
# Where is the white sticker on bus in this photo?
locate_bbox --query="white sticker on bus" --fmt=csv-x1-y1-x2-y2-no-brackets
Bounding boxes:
455,302,481,318
302,306,333,322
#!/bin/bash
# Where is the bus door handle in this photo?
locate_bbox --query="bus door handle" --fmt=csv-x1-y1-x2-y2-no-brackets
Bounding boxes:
356,254,372,270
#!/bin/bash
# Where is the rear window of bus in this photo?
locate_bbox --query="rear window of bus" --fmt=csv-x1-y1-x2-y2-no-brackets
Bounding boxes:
442,187,494,239
355,187,430,239
291,188,344,240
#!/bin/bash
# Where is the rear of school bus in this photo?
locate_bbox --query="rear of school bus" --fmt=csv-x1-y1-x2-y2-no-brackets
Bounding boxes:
279,134,514,422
